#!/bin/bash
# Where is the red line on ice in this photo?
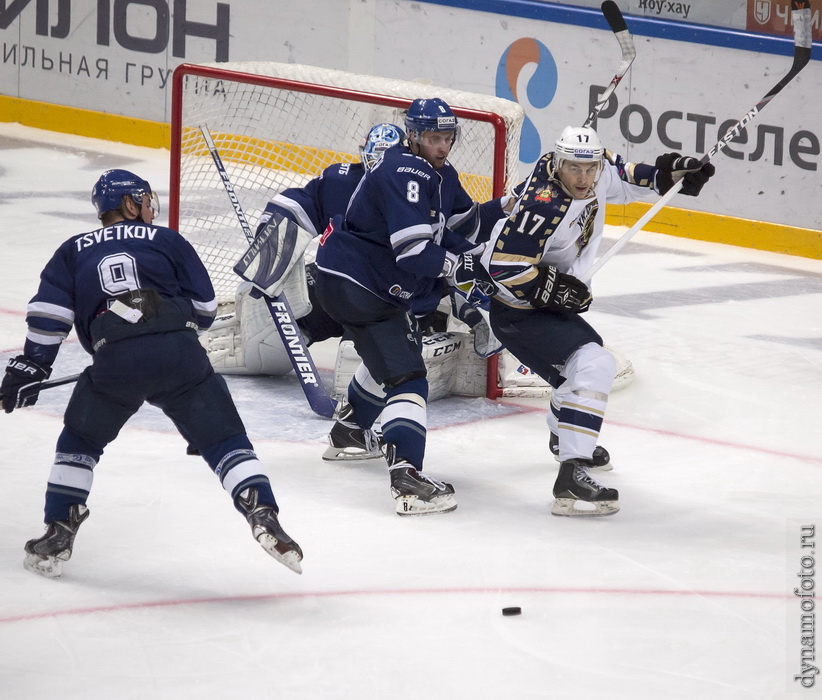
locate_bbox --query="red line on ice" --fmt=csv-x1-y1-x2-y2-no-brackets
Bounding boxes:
0,585,786,625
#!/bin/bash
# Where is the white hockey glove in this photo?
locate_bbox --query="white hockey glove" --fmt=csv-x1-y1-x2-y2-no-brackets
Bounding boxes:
528,266,591,313
654,153,716,196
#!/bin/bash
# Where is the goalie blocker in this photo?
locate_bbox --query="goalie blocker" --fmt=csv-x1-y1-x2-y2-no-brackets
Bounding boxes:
234,212,314,299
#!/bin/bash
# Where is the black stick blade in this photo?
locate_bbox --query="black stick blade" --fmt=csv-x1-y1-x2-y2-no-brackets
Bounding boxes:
601,1,627,33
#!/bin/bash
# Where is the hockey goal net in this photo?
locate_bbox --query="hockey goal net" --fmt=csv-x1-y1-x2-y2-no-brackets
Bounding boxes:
168,62,633,399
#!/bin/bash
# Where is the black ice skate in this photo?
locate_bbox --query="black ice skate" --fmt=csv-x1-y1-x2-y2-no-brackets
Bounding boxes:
550,432,612,471
386,445,457,516
23,504,90,579
237,488,303,574
551,458,619,517
322,401,384,462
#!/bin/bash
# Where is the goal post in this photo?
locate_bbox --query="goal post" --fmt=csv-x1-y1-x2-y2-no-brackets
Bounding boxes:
168,61,526,399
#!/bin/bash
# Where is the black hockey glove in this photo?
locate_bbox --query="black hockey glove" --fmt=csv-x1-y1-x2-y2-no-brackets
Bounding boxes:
1,355,52,413
445,252,497,308
528,266,591,313
655,153,716,196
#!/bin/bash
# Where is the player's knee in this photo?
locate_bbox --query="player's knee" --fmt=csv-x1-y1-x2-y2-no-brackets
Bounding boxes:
564,342,615,394
384,369,427,389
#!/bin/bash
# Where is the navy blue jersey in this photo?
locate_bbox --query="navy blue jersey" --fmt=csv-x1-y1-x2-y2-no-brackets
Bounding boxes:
259,161,366,236
314,145,480,311
25,221,217,365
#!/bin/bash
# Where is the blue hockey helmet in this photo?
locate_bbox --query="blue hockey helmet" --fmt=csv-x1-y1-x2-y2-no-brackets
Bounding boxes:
404,98,459,142
359,123,406,171
91,169,158,219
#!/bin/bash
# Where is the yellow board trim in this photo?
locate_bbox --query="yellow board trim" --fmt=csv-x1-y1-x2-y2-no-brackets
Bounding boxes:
606,203,822,261
2,96,820,260
0,95,169,149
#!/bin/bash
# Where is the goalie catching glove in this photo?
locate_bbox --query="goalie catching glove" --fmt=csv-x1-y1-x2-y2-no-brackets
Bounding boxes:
528,266,591,313
443,252,496,308
1,355,52,413
654,153,715,196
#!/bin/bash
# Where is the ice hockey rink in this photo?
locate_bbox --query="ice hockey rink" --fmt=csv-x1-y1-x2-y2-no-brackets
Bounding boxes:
1,123,821,699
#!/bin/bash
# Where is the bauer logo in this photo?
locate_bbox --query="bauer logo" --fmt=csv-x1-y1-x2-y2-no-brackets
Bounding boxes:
496,38,558,164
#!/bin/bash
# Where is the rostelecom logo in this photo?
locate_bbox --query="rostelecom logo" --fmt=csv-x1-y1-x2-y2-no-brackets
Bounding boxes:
495,38,558,163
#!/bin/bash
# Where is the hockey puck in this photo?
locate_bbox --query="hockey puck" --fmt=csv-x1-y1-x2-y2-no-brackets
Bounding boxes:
502,607,521,616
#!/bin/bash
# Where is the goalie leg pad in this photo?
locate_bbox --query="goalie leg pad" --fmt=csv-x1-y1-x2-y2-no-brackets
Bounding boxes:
206,282,310,376
421,331,468,402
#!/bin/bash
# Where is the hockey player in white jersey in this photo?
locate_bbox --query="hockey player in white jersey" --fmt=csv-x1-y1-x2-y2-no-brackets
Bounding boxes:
484,126,714,516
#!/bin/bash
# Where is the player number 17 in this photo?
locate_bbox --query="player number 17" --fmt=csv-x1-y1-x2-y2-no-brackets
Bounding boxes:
516,210,546,236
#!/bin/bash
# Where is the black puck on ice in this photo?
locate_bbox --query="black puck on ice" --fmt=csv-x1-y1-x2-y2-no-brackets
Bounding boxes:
502,607,521,616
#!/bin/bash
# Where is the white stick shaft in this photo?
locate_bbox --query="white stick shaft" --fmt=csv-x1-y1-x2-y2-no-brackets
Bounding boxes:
582,179,683,283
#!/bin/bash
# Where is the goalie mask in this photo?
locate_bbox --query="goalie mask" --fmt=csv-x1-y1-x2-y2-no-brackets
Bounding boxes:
92,169,159,220
552,126,605,199
359,123,406,171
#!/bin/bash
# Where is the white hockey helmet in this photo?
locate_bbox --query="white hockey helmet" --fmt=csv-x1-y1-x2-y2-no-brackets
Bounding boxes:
554,125,605,168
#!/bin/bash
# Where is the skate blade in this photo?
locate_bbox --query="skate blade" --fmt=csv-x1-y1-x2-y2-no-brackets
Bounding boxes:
23,553,65,579
322,445,384,462
257,534,303,575
551,498,619,517
395,494,458,516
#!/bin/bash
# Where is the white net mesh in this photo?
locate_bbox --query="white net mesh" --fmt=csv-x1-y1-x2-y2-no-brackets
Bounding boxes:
170,61,524,303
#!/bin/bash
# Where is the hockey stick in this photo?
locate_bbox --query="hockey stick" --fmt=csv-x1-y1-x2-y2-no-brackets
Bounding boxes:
0,371,81,407
584,1,636,128
13,372,80,393
583,0,813,281
199,125,338,419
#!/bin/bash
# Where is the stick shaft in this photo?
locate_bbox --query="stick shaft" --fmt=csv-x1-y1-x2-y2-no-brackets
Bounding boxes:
198,126,337,418
584,2,812,281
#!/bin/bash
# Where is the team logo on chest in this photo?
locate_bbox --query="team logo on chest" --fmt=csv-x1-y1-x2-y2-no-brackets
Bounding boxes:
573,201,599,257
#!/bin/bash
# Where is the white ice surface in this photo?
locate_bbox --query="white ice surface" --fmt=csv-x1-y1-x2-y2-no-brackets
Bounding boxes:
1,124,821,699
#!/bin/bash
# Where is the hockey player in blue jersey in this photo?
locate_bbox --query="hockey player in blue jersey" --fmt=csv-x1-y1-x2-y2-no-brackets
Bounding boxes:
483,126,714,517
0,169,303,577
314,98,497,516
262,122,408,345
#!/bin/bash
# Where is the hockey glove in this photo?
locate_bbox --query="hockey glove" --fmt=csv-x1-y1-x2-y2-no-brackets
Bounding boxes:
444,252,497,308
449,289,501,357
1,355,52,413
450,287,484,326
654,153,716,196
528,266,591,313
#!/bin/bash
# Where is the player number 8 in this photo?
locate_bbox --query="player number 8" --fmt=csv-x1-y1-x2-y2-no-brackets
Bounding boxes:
406,180,420,203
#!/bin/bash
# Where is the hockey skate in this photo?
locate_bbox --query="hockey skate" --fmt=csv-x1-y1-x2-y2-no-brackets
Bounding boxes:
23,504,90,579
322,401,384,462
237,488,303,575
551,458,619,517
386,446,457,516
549,432,612,471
